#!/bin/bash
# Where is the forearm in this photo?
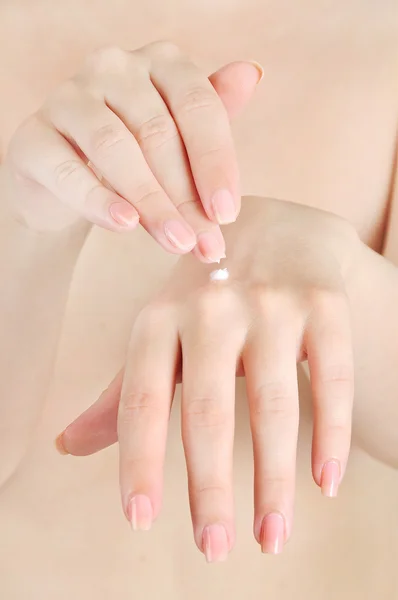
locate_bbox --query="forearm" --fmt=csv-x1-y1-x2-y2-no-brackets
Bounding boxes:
0,175,89,484
345,243,398,467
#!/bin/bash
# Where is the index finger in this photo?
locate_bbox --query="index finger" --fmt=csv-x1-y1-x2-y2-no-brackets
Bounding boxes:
148,48,240,225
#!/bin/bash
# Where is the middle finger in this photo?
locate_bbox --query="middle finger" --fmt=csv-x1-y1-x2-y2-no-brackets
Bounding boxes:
147,45,241,225
243,303,301,555
104,73,226,263
180,290,244,563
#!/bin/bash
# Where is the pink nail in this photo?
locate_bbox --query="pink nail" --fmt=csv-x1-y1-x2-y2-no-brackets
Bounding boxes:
55,432,69,455
129,495,153,531
211,189,236,224
164,220,196,251
248,60,264,83
321,459,341,497
197,231,226,263
261,513,285,554
202,524,229,563
109,202,139,227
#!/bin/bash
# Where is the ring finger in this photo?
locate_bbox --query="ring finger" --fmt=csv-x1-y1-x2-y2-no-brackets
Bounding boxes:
243,308,300,555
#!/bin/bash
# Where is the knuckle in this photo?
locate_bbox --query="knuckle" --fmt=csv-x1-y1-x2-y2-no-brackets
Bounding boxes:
253,287,289,314
135,114,178,150
132,182,163,207
85,183,108,211
310,287,348,310
176,196,201,212
261,474,292,492
146,40,181,60
252,381,295,418
320,363,354,389
119,391,158,423
185,397,229,429
90,123,129,156
136,300,176,330
326,422,351,438
195,144,230,169
193,286,237,322
86,45,129,72
195,483,228,498
194,288,221,321
138,300,171,320
178,87,218,115
53,159,85,186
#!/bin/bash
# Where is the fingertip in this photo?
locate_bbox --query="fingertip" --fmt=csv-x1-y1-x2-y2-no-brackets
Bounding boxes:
163,219,197,252
202,523,230,563
246,61,264,84
320,459,341,498
195,230,226,263
55,432,69,456
109,201,140,229
209,60,263,120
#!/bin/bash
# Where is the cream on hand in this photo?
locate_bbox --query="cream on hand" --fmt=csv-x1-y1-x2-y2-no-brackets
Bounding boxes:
209,268,230,282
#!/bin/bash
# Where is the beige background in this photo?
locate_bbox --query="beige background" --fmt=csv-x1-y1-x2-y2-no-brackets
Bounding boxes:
0,0,397,597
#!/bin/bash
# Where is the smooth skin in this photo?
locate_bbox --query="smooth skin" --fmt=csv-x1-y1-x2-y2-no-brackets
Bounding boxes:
5,43,261,261
58,197,358,559
0,44,260,485
0,7,394,592
0,39,396,562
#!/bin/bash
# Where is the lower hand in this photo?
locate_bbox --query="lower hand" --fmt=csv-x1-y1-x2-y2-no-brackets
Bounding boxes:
57,196,361,559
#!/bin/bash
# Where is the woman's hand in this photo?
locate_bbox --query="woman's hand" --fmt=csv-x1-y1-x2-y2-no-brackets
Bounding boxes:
57,197,361,560
3,42,262,262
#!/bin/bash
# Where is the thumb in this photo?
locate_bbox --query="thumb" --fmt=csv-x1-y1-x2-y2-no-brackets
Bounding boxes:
209,60,263,120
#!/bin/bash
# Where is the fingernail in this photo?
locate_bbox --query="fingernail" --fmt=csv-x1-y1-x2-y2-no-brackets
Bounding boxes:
202,523,229,563
321,459,341,498
211,189,237,225
164,220,196,251
261,512,285,554
109,202,140,227
129,495,153,531
55,432,69,455
197,232,226,263
248,60,264,83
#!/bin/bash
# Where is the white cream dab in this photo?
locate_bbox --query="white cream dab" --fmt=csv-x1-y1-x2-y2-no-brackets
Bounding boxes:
210,267,230,282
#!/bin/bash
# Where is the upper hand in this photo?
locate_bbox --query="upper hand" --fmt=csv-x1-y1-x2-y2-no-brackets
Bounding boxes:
56,196,361,559
3,42,261,262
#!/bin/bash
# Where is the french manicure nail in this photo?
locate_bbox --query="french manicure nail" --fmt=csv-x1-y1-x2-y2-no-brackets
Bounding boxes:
129,495,153,531
249,60,264,83
109,202,140,227
211,189,236,225
164,220,196,251
261,512,285,554
321,459,341,498
197,232,226,263
202,523,229,563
